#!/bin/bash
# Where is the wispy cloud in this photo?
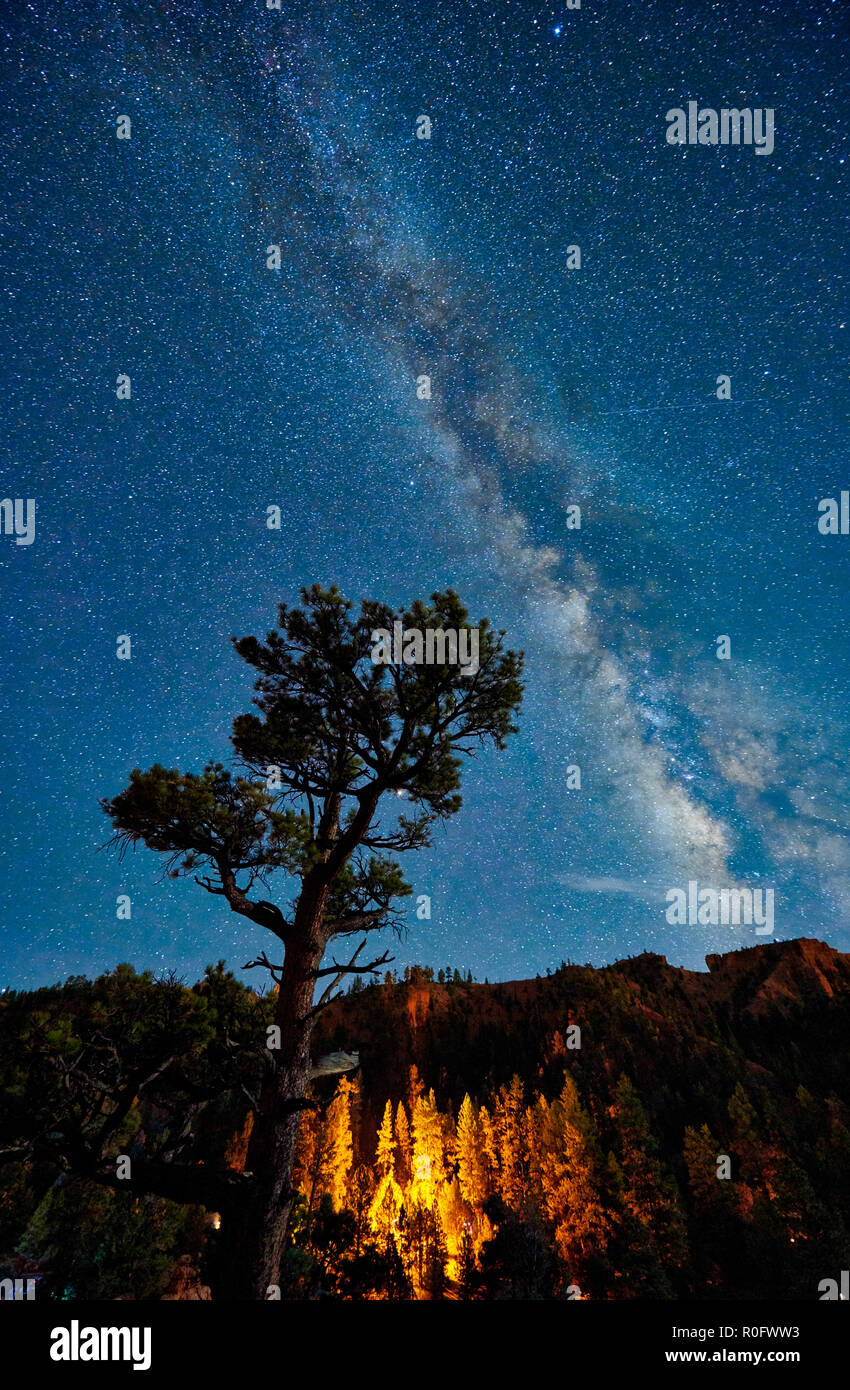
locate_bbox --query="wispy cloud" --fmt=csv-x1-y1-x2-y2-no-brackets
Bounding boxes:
559,875,668,905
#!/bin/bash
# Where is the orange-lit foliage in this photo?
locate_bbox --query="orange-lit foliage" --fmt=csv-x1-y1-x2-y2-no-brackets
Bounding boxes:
292,1069,630,1297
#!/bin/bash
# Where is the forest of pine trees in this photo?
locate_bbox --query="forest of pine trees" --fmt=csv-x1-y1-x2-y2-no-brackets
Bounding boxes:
274,1062,814,1300
3,944,849,1300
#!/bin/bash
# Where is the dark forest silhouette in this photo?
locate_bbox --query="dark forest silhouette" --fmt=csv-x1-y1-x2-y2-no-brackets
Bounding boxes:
2,938,849,1300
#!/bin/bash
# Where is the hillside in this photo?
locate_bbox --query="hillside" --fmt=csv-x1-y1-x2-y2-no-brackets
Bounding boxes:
314,937,850,1147
2,938,849,1300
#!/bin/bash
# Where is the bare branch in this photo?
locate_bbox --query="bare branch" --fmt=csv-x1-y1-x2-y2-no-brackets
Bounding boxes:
306,940,394,1021
242,951,284,985
210,860,292,943
311,944,394,980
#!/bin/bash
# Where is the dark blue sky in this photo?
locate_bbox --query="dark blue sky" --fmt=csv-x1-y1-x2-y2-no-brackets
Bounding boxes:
1,0,848,989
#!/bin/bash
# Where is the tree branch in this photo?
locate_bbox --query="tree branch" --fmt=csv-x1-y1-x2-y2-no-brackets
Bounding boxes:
87,1158,256,1214
242,950,284,985
322,908,387,937
305,940,394,1020
197,864,292,943
310,943,394,980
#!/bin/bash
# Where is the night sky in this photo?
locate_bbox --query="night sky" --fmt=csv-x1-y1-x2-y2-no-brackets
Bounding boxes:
1,0,848,990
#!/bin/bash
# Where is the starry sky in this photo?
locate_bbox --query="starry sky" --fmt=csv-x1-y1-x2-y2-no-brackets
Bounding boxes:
1,0,849,990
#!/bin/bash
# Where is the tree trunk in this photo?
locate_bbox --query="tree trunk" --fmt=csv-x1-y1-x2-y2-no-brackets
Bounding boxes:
212,791,380,1299
214,896,327,1300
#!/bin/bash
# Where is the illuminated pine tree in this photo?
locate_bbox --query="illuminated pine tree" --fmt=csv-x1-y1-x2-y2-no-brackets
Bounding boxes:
540,1074,612,1270
323,1076,354,1211
456,1094,488,1209
369,1170,404,1244
395,1101,412,1185
375,1100,395,1179
291,1100,320,1202
479,1104,497,1194
295,1099,335,1217
407,1063,425,1112
411,1089,446,1207
491,1076,525,1205
366,1098,403,1247
523,1094,550,1210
